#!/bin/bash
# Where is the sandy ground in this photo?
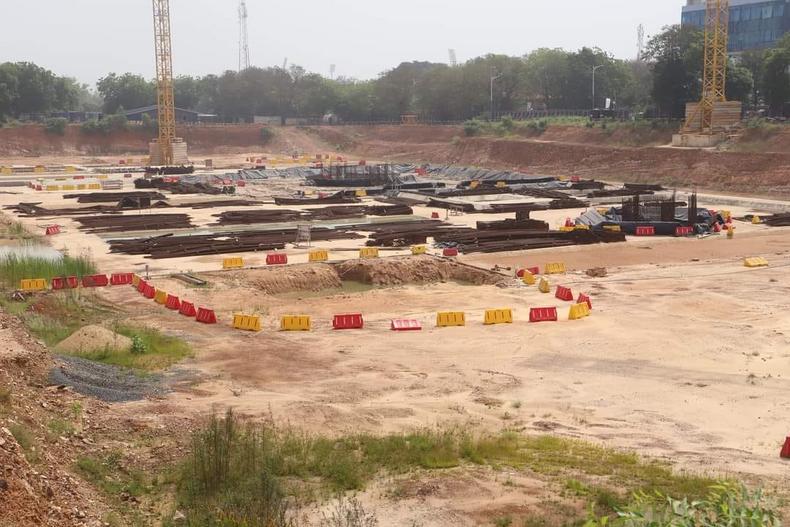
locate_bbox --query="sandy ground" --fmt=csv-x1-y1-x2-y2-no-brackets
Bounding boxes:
3,155,790,525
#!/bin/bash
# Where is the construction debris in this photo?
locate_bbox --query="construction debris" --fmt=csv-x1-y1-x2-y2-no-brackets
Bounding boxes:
73,214,194,233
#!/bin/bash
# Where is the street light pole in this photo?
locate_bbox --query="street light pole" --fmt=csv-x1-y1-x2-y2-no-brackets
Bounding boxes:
592,64,604,110
490,68,503,121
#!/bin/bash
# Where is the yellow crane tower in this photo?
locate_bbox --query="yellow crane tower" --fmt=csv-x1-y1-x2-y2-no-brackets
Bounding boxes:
151,0,179,166
684,0,730,134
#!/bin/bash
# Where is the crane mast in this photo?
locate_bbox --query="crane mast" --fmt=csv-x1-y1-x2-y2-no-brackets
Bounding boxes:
684,0,729,133
152,0,177,166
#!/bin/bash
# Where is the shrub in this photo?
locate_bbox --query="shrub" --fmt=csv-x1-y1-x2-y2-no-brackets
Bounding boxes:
463,119,482,137
80,113,129,135
500,115,514,132
321,497,378,527
130,335,147,355
260,127,275,143
44,117,68,136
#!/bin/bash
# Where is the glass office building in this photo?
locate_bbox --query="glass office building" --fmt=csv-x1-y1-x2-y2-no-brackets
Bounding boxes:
681,0,790,52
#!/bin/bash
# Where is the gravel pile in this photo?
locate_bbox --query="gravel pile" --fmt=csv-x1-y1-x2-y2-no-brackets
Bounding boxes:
48,355,169,402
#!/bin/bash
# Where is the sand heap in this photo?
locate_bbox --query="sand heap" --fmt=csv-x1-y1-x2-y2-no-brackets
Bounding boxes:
54,325,132,354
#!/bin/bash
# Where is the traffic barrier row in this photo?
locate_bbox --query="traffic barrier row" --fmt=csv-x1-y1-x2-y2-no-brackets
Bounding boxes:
266,253,288,266
280,315,311,331
555,285,574,302
744,257,768,268
484,308,513,325
309,249,329,262
223,257,244,269
33,183,103,191
568,303,591,320
233,314,262,332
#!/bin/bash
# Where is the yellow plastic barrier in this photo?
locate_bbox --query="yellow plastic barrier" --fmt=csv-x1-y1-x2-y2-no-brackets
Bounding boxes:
522,272,536,285
360,247,379,259
280,315,311,331
538,278,551,293
355,189,367,197
495,181,507,188
154,289,168,305
411,245,427,255
19,279,47,292
469,180,480,189
34,165,45,173
484,308,513,325
45,185,60,191
569,303,591,320
437,312,465,327
720,210,731,220
744,257,768,268
559,226,575,232
309,249,329,262
603,225,622,232
65,166,76,173
132,275,141,287
87,183,101,190
233,314,262,332
545,262,566,275
574,224,590,231
752,215,762,225
223,257,244,269
97,175,108,180
61,184,76,191
1,167,12,175
76,184,86,190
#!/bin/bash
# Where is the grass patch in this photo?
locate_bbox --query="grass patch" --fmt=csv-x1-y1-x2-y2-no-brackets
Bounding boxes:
172,411,725,526
77,324,192,371
0,291,109,347
46,418,76,442
75,452,151,498
8,423,40,463
0,253,96,288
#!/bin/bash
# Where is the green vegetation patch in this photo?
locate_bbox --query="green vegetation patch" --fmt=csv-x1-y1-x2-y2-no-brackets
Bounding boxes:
0,253,96,288
171,411,727,527
79,324,192,371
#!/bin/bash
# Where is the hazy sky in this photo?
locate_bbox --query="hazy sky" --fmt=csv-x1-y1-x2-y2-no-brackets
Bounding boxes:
1,0,685,86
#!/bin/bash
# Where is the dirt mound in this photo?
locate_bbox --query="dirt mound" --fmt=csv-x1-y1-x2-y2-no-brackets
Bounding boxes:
54,325,131,354
335,256,504,286
231,264,343,294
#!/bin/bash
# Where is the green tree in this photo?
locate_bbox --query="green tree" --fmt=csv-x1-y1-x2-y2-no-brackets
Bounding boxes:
96,73,155,113
763,34,790,115
644,25,704,117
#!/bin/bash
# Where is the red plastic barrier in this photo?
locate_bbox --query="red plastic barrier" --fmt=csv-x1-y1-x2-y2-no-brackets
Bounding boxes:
266,253,288,265
529,307,558,323
431,212,440,219
51,278,66,290
713,222,722,233
143,284,156,299
179,301,197,317
196,307,217,324
781,437,790,459
137,279,148,293
635,226,655,236
527,266,540,276
555,286,574,302
443,248,459,257
333,313,364,330
73,175,85,180
577,293,592,310
165,295,181,310
110,273,133,286
391,319,422,331
45,225,60,236
66,276,79,289
82,274,109,288
674,225,692,236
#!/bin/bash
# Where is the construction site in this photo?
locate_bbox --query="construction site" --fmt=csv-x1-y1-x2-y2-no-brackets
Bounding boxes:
1,1,790,526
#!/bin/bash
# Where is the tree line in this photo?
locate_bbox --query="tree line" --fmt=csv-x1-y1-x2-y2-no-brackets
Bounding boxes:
2,25,790,125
